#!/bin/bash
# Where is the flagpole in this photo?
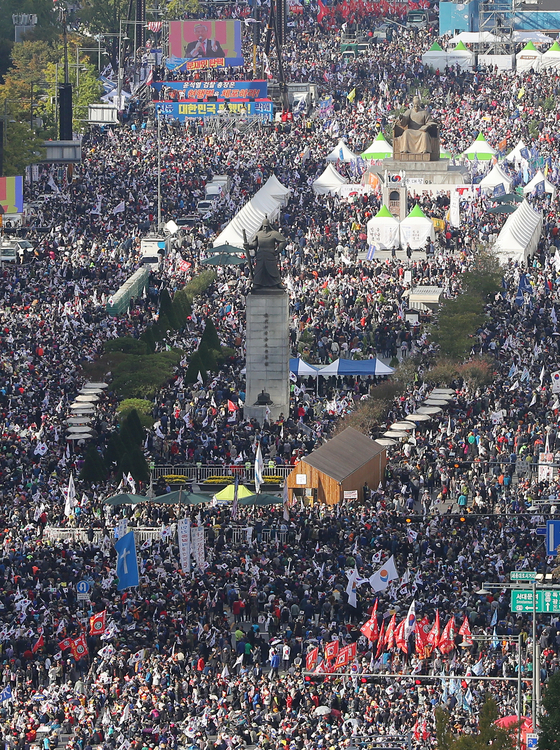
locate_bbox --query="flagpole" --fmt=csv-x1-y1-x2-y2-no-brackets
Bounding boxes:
156,104,162,231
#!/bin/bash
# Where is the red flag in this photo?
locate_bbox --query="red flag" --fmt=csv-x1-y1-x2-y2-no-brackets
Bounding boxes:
334,645,349,670
227,400,238,412
70,634,88,661
306,647,319,671
325,640,339,661
58,637,72,651
361,616,378,642
32,634,44,653
426,609,440,650
413,720,421,741
89,610,107,636
347,642,357,661
415,620,429,658
384,613,396,650
376,619,386,658
459,615,473,646
438,617,457,654
317,0,328,22
395,619,408,654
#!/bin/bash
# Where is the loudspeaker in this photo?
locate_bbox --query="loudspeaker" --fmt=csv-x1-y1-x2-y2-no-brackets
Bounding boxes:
136,0,145,46
276,0,287,47
59,83,73,141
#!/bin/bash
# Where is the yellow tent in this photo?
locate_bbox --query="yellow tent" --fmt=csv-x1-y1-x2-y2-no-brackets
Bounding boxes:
214,484,256,501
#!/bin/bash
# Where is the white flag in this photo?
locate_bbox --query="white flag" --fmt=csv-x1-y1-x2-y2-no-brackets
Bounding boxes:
254,442,264,494
64,472,76,517
112,201,125,215
368,555,399,592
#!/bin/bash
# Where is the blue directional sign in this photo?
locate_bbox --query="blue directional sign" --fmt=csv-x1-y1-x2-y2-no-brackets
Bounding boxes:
546,520,560,556
76,580,90,594
526,734,538,750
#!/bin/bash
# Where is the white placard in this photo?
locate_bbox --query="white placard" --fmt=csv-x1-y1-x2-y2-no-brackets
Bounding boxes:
177,517,191,573
296,474,307,485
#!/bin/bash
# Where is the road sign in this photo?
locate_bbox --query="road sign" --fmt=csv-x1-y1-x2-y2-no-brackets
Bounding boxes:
526,734,538,750
546,519,560,556
536,527,546,536
76,580,91,601
510,571,536,581
511,589,560,613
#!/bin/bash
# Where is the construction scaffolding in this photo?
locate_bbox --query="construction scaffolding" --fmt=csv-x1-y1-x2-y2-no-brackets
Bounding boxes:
479,0,515,53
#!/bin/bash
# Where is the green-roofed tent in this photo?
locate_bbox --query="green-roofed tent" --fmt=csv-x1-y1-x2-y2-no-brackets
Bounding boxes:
448,40,475,70
366,204,400,250
541,41,560,71
422,42,448,71
462,132,497,161
400,204,435,249
151,490,210,505
238,493,283,506
361,132,393,160
516,40,542,71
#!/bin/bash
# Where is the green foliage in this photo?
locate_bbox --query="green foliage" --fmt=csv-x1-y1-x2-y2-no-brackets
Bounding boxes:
105,337,148,355
425,359,460,387
0,0,59,46
110,350,182,399
197,342,218,372
118,447,149,483
3,121,45,176
140,327,156,353
172,289,192,328
161,0,200,20
436,697,516,750
104,432,126,470
159,288,178,329
539,671,560,749
200,318,221,350
117,399,154,428
183,270,216,301
185,351,207,384
79,445,108,483
121,409,144,447
78,0,129,36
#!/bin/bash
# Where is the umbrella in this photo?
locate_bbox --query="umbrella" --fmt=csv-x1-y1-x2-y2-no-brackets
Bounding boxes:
390,421,415,431
74,394,100,402
66,432,94,440
416,406,442,415
66,417,93,425
211,243,245,254
375,438,397,446
82,382,109,389
424,399,450,406
79,388,103,395
66,425,93,434
103,493,146,505
314,706,332,717
214,483,256,501
431,388,455,395
404,413,431,422
70,407,95,414
239,493,282,506
383,430,408,438
494,193,522,204
152,490,210,505
487,204,517,214
200,253,246,266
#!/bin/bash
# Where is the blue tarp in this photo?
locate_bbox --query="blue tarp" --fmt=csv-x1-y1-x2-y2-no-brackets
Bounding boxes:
319,358,394,377
289,358,320,376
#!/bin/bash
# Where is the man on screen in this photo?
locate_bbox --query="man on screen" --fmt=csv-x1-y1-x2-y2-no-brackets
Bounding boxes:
184,23,225,59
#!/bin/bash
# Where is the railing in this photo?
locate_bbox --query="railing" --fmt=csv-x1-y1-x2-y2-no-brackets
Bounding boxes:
152,464,292,482
43,525,289,545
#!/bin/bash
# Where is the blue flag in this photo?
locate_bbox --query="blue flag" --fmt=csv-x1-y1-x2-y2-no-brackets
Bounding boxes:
366,244,377,261
519,274,533,294
0,685,13,702
534,180,545,196
493,184,506,197
115,530,139,591
520,147,530,160
490,608,497,626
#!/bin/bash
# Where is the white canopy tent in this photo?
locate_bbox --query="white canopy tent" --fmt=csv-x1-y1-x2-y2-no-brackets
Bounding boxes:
516,41,542,72
212,175,290,248
421,41,448,71
366,205,400,250
312,164,349,195
448,41,475,70
361,132,393,160
493,199,543,265
325,139,358,163
479,164,513,194
506,140,528,164
513,30,553,44
462,133,497,161
399,205,435,250
449,31,501,44
523,169,557,199
541,41,560,71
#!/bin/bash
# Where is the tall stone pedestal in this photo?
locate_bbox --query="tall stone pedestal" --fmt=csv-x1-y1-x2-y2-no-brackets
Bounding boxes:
244,288,290,424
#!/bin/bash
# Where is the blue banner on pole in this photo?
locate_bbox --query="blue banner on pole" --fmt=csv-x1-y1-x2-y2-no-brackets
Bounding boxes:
115,531,139,591
154,100,273,121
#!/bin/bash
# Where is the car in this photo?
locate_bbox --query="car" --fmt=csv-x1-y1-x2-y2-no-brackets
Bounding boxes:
197,199,215,215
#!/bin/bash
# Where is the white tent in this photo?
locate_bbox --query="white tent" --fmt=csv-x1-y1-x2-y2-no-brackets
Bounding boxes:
513,31,553,45
325,139,358,163
479,164,513,194
494,199,542,265
448,41,475,71
516,41,542,72
421,41,448,71
366,205,400,250
506,140,528,164
541,41,560,71
462,133,496,161
212,175,290,248
399,204,435,250
523,169,557,199
361,132,393,160
312,164,348,196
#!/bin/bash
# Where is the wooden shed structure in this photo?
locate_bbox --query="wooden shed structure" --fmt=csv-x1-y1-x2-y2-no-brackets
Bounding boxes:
286,427,386,506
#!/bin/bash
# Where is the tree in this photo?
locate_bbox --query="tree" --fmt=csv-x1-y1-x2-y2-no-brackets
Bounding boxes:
0,0,59,47
160,0,200,19
436,696,516,750
3,121,45,176
123,409,145,447
539,671,560,749
200,318,221,350
159,288,178,330
80,445,108,483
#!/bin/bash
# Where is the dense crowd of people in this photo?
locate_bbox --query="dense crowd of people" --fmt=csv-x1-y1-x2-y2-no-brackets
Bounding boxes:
2,4,560,750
